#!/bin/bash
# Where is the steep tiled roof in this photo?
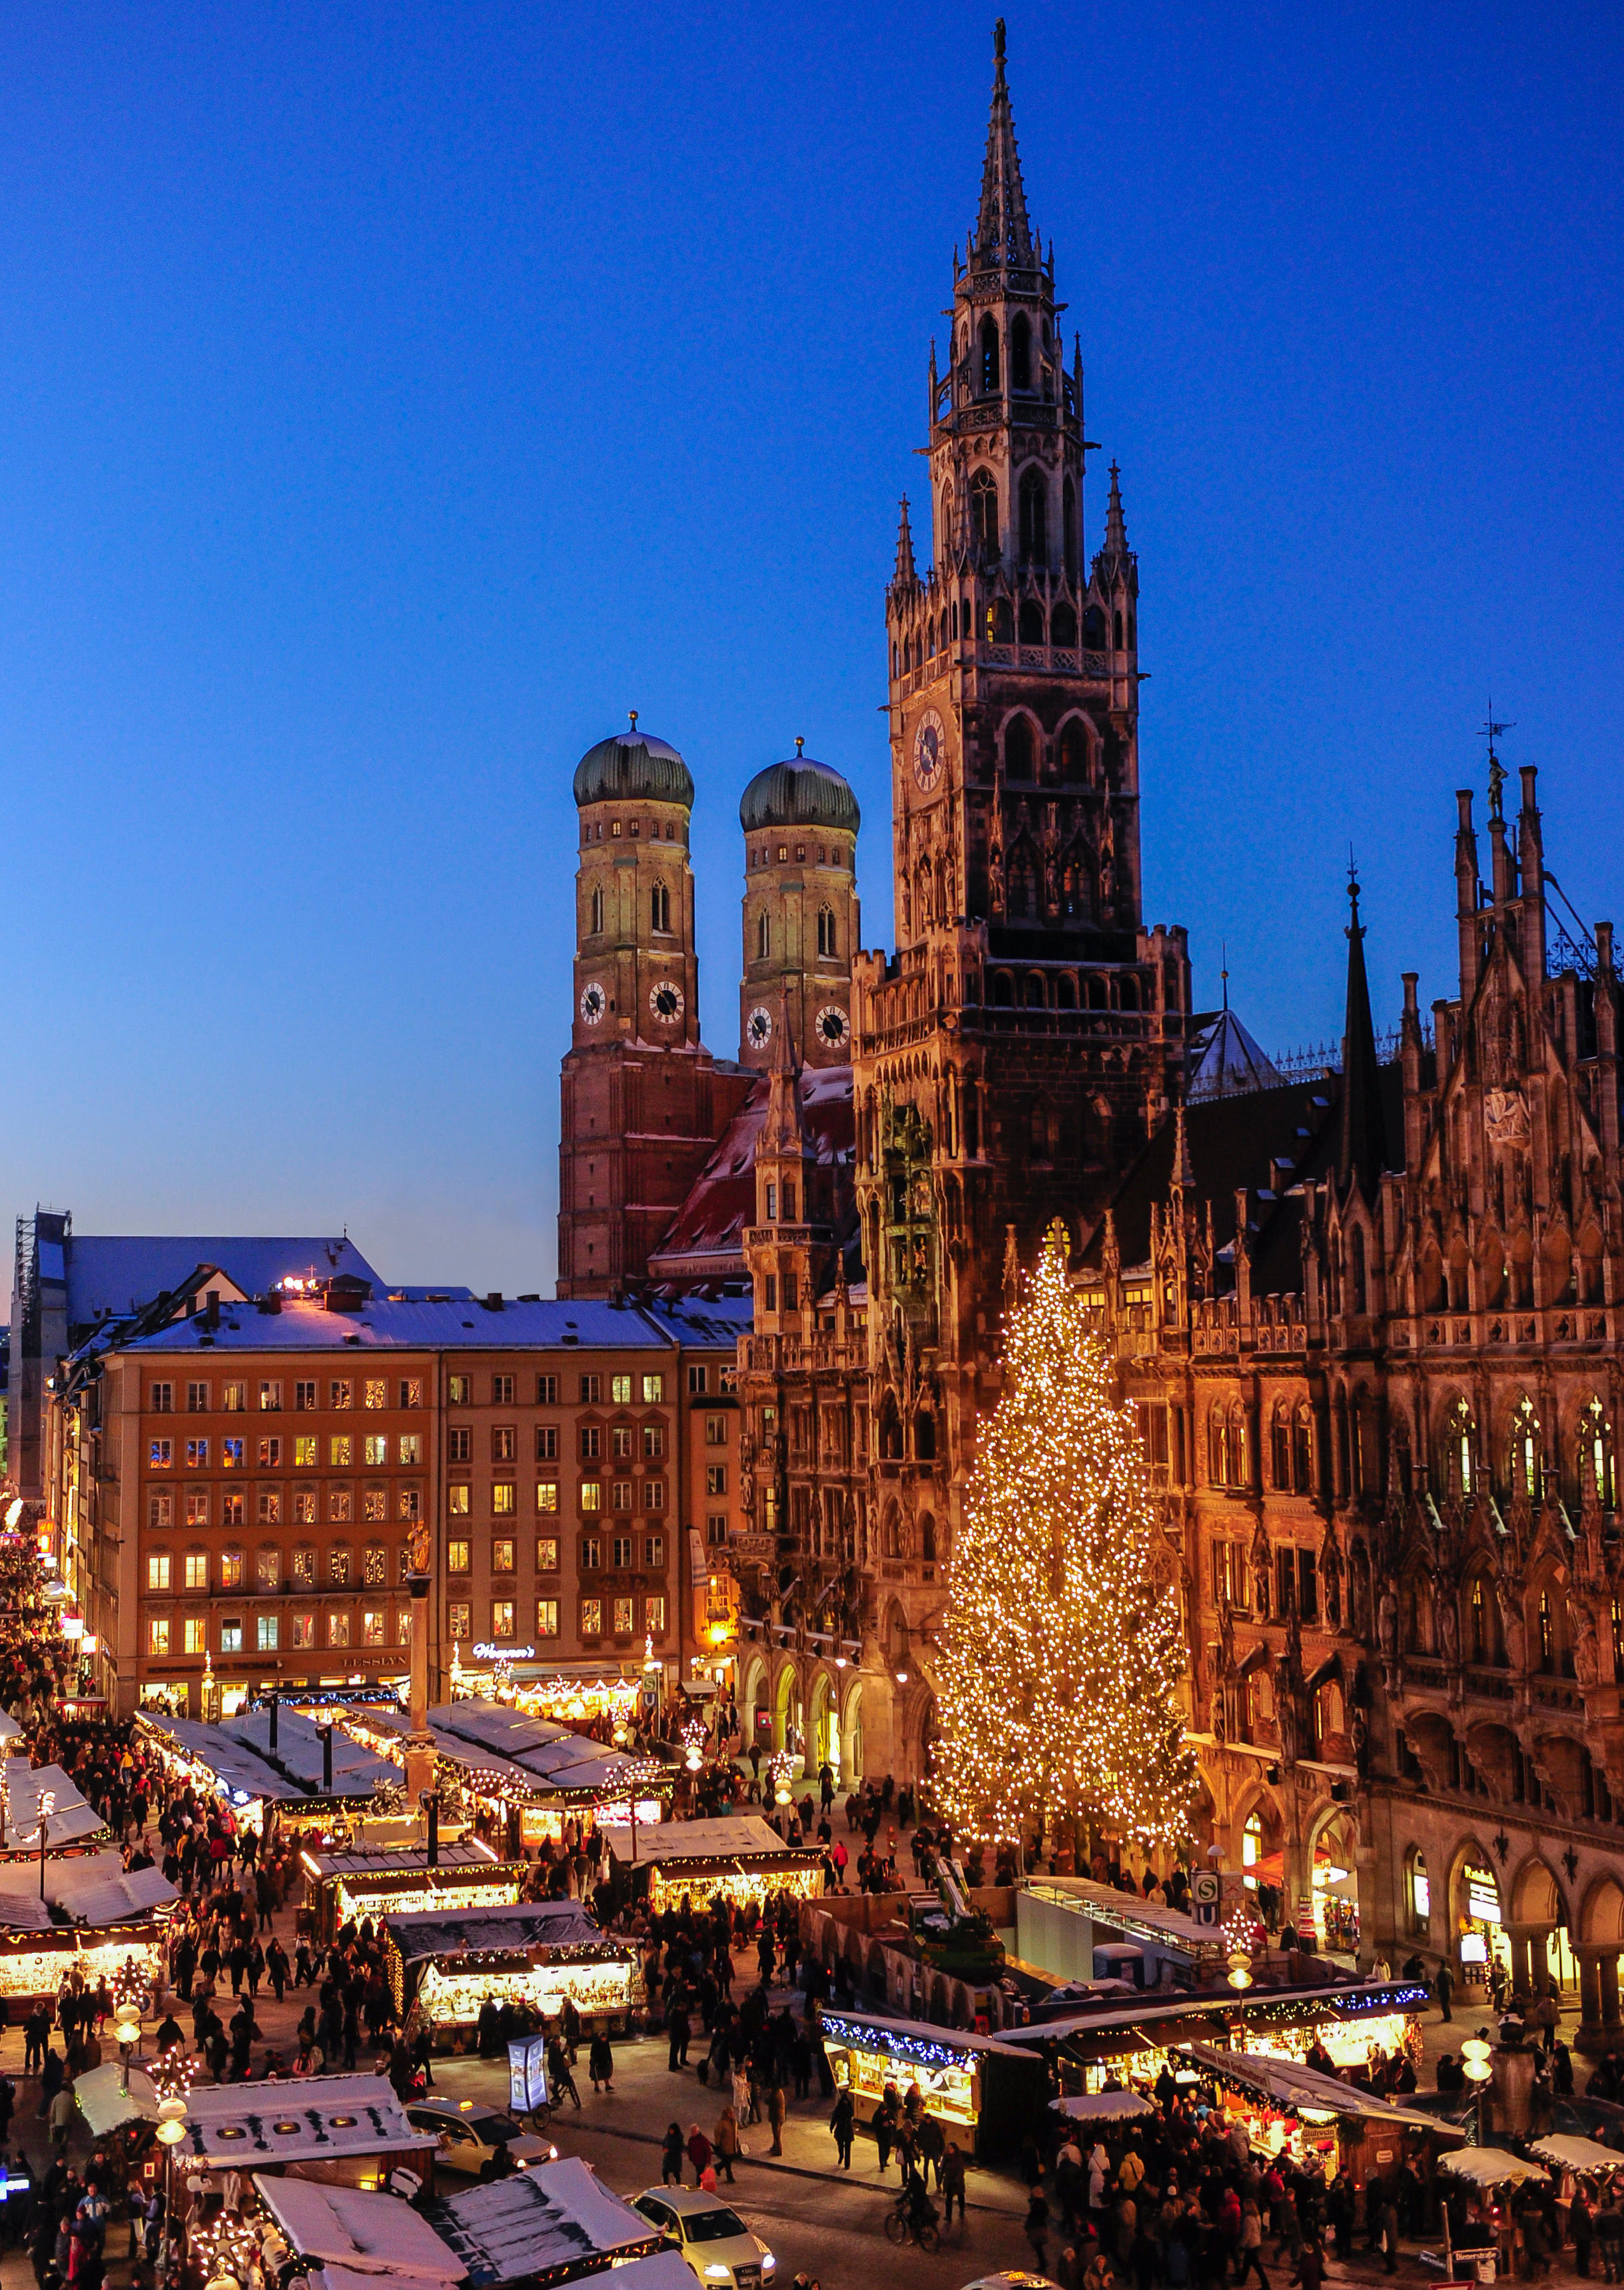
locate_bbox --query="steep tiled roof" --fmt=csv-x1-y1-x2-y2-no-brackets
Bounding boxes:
647,1065,855,1281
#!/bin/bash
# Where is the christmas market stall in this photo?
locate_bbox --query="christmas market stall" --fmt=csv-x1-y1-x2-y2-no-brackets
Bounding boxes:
252,2171,468,2290
611,1813,821,1915
137,1707,399,1840
302,1844,523,1946
383,1901,645,2043
171,2073,440,2197
817,2005,1049,2163
0,1762,109,1859
0,1848,175,2004
1184,2043,1466,2187
426,2156,668,2287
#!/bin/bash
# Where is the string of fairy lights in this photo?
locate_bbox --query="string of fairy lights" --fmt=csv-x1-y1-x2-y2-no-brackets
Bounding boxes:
935,1221,1198,1853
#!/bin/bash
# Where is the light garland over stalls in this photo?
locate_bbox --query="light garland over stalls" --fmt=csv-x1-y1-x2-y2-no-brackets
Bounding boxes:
934,1221,1198,1852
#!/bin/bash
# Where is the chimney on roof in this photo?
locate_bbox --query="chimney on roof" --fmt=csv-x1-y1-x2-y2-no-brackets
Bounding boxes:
484,1292,504,1312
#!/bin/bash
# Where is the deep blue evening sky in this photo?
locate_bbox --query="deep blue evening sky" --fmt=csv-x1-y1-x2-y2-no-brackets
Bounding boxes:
2,1,1620,1291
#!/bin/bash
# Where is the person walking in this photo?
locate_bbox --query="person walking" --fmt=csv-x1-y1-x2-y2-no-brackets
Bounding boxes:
661,2123,685,2188
686,2123,713,2187
588,2031,614,2093
829,2088,855,2169
766,2078,786,2157
1025,2191,1051,2279
941,2141,967,2232
1435,1958,1453,2023
713,2104,741,2184
1236,2198,1270,2290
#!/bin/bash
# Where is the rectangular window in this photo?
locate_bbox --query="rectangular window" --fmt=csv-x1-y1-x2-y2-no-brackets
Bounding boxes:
706,1513,728,1546
579,1375,601,1405
222,1437,244,1469
364,1434,388,1466
400,1377,423,1409
611,1480,633,1512
706,1464,727,1496
536,1536,558,1572
330,1381,352,1410
643,1424,664,1459
364,1545,386,1585
644,1534,664,1568
536,1480,558,1512
783,1273,798,1310
185,1438,208,1468
580,1425,600,1460
448,1375,471,1405
398,1486,420,1520
147,1552,171,1591
294,1381,316,1411
536,1598,560,1638
291,1612,314,1648
149,1493,173,1530
328,1612,352,1647
448,1484,470,1515
398,1434,421,1464
491,1599,515,1638
611,1425,633,1460
257,1614,279,1651
220,1490,245,1527
222,1383,246,1413
148,1617,171,1655
448,1600,471,1639
763,1275,777,1312
642,1373,664,1404
258,1381,282,1411
613,1596,634,1634
183,1617,206,1654
448,1540,471,1573
612,1535,633,1569
536,1375,558,1406
1298,1547,1319,1626
257,1488,282,1525
536,1425,558,1461
492,1538,515,1573
581,1597,602,1636
492,1481,516,1515
643,1478,666,1512
292,1546,315,1585
398,1603,412,1644
187,1382,209,1413
582,1536,600,1571
185,1491,209,1528
362,1608,385,1646
258,1436,282,1468
294,1434,318,1467
293,1489,317,1525
580,1480,601,1511
151,1382,173,1413
1276,1547,1296,1619
687,1365,708,1396
611,1373,632,1405
330,1434,352,1467
150,1437,173,1470
219,1549,244,1588
362,1486,387,1521
646,1594,666,1634
492,1426,516,1462
492,1375,514,1406
448,1427,471,1463
328,1486,353,1522
363,1379,386,1410
329,1546,351,1585
705,1415,727,1446
256,1546,279,1587
220,1618,243,1654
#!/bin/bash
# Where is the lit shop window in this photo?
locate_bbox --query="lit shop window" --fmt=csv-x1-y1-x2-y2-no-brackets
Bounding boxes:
536,1538,559,1573
448,1540,471,1573
257,1615,279,1652
491,1600,515,1638
537,1599,560,1639
328,1612,351,1648
149,1618,171,1655
364,1381,386,1411
147,1553,172,1592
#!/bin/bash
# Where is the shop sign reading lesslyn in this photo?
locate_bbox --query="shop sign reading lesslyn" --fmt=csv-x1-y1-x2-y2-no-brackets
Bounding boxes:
471,1642,536,1662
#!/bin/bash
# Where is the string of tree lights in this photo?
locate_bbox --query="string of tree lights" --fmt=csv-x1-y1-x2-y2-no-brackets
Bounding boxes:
934,1221,1198,1856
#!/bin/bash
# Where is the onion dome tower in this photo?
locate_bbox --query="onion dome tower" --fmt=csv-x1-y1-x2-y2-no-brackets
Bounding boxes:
737,739,861,1071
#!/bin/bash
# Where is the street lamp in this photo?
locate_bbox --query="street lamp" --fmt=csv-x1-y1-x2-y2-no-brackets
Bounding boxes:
115,2002,141,2093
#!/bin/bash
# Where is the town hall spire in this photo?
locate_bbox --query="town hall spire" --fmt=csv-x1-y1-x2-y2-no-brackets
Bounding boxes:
971,21,1034,272
1337,862,1388,1198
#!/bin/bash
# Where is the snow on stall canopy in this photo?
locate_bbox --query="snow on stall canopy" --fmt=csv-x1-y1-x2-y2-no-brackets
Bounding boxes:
384,1901,614,1964
252,2174,466,2282
0,1850,175,1930
229,1706,398,1797
0,1764,107,1850
422,1703,648,1798
608,1812,809,1866
176,2073,438,2167
428,2157,660,2286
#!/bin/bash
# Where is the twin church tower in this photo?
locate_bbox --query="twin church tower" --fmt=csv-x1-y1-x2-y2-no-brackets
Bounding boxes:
558,17,1193,1433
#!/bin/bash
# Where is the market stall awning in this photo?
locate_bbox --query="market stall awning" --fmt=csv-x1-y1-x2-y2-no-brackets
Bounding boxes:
608,1812,810,1867
228,1706,400,1798
425,1702,654,1800
135,1714,308,1805
0,1763,107,1850
1052,2090,1156,2123
73,2063,159,2136
427,2156,661,2286
1527,2135,1624,2177
177,2071,438,2167
0,1850,176,1932
1438,2148,1549,2189
1184,2045,1465,2139
254,2173,468,2282
303,1844,502,1883
385,1902,613,1964
820,2005,1037,2063
571,2257,703,2290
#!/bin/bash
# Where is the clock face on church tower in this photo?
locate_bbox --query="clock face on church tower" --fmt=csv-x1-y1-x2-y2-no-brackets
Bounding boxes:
912,707,947,794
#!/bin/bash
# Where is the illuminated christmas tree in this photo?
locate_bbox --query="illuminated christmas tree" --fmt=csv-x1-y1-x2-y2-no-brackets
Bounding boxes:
935,1219,1196,1854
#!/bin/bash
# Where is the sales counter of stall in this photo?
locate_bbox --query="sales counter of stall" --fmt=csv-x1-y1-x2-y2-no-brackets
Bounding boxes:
0,1845,175,2003
817,2004,1049,2164
302,1843,523,1944
611,1812,822,1915
383,1900,644,2041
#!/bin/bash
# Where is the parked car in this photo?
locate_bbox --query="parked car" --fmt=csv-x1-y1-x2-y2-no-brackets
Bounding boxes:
631,2188,777,2290
405,2097,557,2177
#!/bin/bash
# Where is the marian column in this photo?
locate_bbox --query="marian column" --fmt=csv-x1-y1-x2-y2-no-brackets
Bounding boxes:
404,1520,436,1824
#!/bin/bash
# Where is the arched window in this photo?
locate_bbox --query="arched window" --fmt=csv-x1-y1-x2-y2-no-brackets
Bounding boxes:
1010,312,1031,391
1113,608,1124,647
1272,1405,1291,1490
970,470,999,559
979,315,1000,394
817,905,837,958
1469,1575,1489,1664
1062,476,1078,579
1007,848,1035,918
992,970,1014,1007
991,596,1014,643
1120,975,1140,1012
1511,1396,1542,1500
1060,721,1088,782
1583,1398,1617,1508
1083,602,1107,650
921,1512,937,1562
1446,1397,1476,1496
1242,1810,1264,1888
1055,973,1077,1010
1537,1586,1557,1674
1018,469,1047,565
590,885,604,935
1005,717,1034,778
755,911,770,961
1018,596,1044,646
1350,1225,1368,1314
1292,1402,1314,1494
916,1413,937,1462
650,881,670,933
1025,974,1045,1009
1050,600,1077,648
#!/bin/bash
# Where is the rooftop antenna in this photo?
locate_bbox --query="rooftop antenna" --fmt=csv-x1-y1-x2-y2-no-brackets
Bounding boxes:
1479,701,1513,822
1220,941,1228,1013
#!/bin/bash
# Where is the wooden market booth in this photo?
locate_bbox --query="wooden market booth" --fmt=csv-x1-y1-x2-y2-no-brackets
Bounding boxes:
382,1900,645,2042
302,1844,523,1946
1184,2041,1467,2189
611,1813,822,1915
817,2004,1050,2164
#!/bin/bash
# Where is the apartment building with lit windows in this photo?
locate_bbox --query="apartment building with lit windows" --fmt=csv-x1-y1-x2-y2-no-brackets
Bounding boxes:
51,1281,749,1719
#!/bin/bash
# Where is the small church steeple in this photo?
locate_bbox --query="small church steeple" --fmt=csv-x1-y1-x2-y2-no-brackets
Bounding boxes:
893,496,917,588
1337,861,1388,1199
